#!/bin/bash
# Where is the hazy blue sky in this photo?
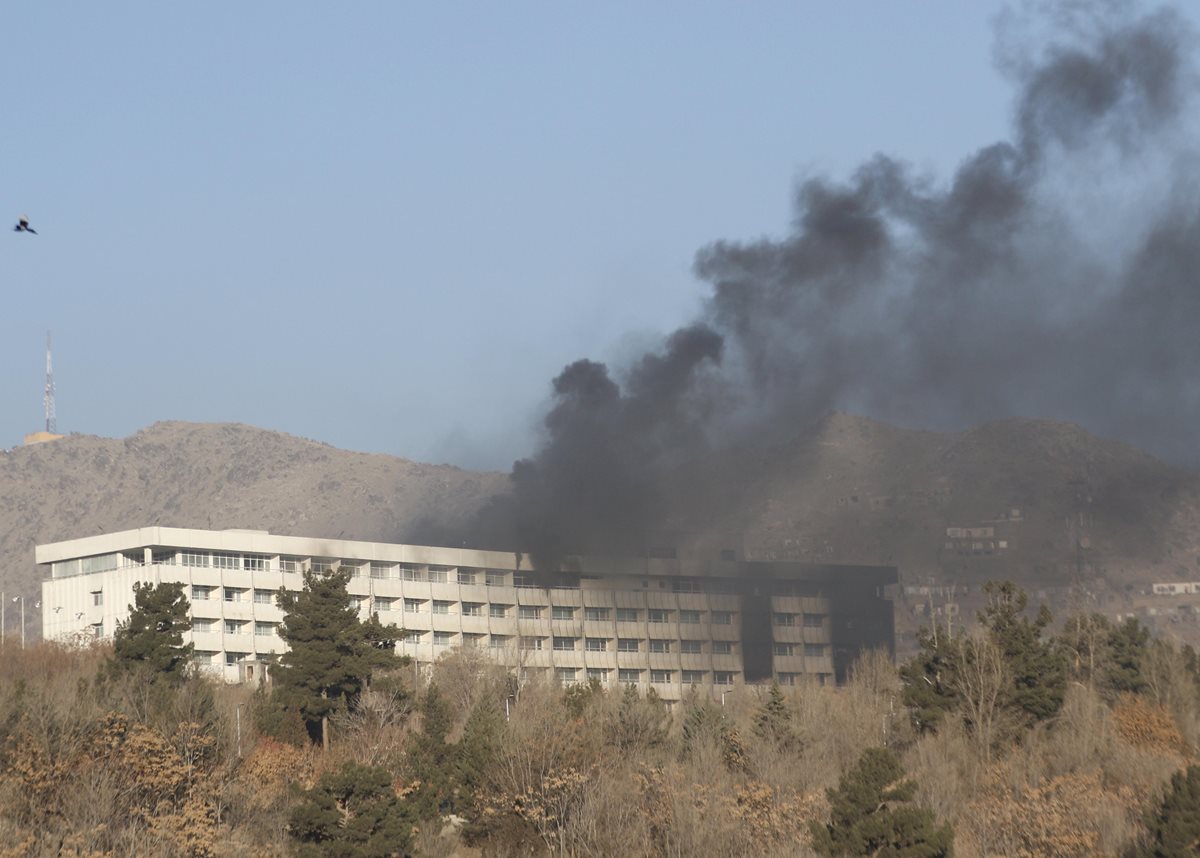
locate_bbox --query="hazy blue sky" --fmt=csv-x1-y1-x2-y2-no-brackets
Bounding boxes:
3,3,1031,468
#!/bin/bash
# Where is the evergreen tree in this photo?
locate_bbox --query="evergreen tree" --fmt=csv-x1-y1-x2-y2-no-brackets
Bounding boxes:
288,761,415,858
753,682,800,752
108,581,193,682
810,747,953,858
607,684,669,751
978,581,1065,726
899,628,961,734
1102,617,1151,698
404,684,458,821
1137,764,1200,857
273,566,404,748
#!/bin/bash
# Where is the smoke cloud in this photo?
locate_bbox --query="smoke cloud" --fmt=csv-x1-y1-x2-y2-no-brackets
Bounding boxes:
499,2,1200,570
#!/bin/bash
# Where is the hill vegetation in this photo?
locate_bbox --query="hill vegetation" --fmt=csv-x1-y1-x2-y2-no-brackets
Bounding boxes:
1,576,1198,857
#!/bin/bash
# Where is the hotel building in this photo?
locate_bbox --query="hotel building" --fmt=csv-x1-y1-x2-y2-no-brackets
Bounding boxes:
37,527,896,699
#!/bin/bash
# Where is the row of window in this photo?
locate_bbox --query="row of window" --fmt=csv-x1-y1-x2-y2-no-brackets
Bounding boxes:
191,585,277,604
191,619,279,636
573,668,738,685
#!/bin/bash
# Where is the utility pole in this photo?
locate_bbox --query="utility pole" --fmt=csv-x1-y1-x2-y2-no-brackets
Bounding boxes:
44,331,56,434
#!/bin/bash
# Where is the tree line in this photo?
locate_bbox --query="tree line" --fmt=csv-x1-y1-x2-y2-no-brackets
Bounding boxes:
1,570,1198,856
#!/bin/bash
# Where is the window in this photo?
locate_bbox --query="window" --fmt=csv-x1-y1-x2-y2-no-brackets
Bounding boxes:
91,622,104,638
679,610,702,624
682,670,705,684
514,573,537,588
584,607,610,622
212,552,239,570
619,668,641,683
777,672,799,686
191,619,214,633
489,604,510,618
552,606,575,621
349,597,364,611
714,671,735,686
556,667,578,684
255,622,274,637
279,557,299,573
648,609,670,623
404,598,423,613
518,605,542,620
774,613,797,627
519,636,543,651
191,586,213,601
225,620,246,635
672,578,700,593
311,559,333,573
774,643,796,657
681,640,703,654
341,561,364,577
433,631,453,646
803,613,826,628
462,602,483,617
616,608,640,622
151,549,175,565
485,570,507,586
712,641,733,655
240,553,266,572
805,644,828,657
432,600,452,615
91,590,103,607
711,611,733,625
401,564,421,581
618,638,640,653
122,551,144,568
370,562,393,580
457,569,477,585
489,634,512,649
649,639,672,653
553,636,577,651
428,566,449,584
253,589,274,605
585,637,608,652
181,551,208,568
375,597,396,611
586,668,609,682
462,633,485,648
193,650,217,665
224,588,246,603
650,670,673,684
403,630,423,644
226,651,247,667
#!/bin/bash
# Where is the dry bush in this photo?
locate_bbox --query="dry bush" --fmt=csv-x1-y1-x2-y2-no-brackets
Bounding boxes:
792,679,895,792
1112,693,1191,756
904,718,983,826
961,764,1140,858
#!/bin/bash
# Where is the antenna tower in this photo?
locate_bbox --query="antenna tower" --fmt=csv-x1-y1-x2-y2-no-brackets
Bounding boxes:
43,331,56,434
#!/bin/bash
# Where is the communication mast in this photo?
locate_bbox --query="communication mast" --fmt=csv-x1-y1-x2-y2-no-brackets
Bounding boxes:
43,331,56,434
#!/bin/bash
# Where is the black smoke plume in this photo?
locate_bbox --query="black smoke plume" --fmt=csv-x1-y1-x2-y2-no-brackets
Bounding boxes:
497,2,1200,571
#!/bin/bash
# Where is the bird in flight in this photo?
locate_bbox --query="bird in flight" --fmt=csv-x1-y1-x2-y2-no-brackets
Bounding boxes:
13,216,37,234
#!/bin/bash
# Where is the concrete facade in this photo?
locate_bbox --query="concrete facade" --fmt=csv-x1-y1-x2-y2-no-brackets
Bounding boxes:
38,527,897,700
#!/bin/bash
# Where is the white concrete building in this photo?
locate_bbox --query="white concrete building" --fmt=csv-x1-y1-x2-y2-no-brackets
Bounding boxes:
37,526,897,700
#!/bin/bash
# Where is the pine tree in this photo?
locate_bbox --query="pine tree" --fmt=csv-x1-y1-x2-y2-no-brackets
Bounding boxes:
273,566,404,748
288,761,415,858
979,581,1065,726
1137,764,1200,857
1102,617,1151,698
108,581,193,682
404,684,458,821
899,628,961,734
810,747,953,858
753,682,800,752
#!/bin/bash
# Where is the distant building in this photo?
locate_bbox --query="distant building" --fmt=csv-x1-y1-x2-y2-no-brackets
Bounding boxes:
23,431,63,446
37,527,897,699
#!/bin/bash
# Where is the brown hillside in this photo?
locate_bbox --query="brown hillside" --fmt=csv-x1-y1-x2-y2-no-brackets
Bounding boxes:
0,422,508,614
